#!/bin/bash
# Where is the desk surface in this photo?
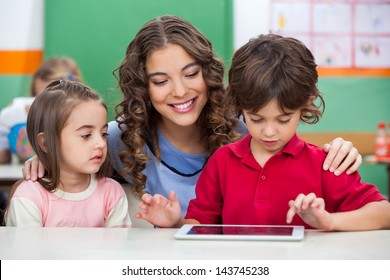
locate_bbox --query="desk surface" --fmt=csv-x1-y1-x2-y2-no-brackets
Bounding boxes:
0,227,389,260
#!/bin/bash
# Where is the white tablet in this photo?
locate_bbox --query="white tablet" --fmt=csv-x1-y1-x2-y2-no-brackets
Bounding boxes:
174,224,304,241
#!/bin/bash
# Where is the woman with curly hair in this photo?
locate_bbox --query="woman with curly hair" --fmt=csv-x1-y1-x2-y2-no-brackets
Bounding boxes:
24,16,362,215
109,15,244,214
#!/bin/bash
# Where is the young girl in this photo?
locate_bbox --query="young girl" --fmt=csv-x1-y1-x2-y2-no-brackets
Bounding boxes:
6,80,132,227
0,57,83,225
136,34,390,231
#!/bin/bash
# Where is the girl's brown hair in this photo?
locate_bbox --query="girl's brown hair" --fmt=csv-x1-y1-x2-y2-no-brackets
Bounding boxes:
113,15,240,195
27,80,111,192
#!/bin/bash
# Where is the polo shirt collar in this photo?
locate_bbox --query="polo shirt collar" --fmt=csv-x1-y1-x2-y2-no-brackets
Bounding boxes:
230,134,305,169
282,134,305,156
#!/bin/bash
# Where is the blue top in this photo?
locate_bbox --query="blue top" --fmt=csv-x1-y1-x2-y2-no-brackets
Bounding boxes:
108,120,247,215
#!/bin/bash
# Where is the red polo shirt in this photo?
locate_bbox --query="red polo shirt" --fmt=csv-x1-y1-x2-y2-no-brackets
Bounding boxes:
185,134,385,227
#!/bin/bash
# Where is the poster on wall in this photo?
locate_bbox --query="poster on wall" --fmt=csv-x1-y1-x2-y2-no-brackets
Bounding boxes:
270,0,390,76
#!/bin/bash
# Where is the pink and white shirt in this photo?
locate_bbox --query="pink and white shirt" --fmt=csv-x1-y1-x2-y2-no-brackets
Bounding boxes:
6,174,132,227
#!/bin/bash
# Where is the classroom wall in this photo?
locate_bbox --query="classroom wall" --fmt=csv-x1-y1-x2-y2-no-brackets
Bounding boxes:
0,0,44,109
0,0,388,196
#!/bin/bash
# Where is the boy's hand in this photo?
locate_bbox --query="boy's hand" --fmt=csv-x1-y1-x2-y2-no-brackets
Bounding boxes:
286,193,333,231
135,191,182,228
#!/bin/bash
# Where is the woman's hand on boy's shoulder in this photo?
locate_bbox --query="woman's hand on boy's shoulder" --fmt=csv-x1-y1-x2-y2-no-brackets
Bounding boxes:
322,137,362,176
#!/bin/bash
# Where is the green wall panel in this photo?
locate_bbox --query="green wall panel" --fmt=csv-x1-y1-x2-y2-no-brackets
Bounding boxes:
0,76,32,108
298,78,390,133
359,163,388,197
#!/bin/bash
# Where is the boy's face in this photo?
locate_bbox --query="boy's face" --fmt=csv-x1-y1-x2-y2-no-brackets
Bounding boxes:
243,99,301,159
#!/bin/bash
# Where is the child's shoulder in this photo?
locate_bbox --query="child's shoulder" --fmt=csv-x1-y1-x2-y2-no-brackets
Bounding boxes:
97,176,122,186
0,98,34,127
296,139,328,166
12,180,49,202
302,141,327,156
96,177,126,193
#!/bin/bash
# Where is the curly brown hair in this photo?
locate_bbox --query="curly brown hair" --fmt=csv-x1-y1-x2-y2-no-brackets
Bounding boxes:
228,34,324,124
113,15,241,195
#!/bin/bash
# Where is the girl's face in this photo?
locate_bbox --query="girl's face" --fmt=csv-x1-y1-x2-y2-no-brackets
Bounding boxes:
59,100,108,179
243,98,302,159
146,44,208,130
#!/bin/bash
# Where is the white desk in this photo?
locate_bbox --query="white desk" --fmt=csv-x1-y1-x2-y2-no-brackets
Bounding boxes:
0,227,389,260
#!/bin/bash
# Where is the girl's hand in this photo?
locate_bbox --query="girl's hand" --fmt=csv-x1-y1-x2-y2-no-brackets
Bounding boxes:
135,191,183,228
322,137,362,176
22,155,45,181
286,193,333,231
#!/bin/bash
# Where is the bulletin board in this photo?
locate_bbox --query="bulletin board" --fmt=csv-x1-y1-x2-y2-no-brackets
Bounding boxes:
270,0,390,77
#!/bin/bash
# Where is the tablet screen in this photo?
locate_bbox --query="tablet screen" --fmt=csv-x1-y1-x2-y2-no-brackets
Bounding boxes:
187,225,293,236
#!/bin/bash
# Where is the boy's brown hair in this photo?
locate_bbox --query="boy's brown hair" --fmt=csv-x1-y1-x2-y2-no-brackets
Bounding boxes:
228,33,325,125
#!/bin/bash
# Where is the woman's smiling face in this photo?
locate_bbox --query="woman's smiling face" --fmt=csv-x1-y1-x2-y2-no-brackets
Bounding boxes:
146,43,208,129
